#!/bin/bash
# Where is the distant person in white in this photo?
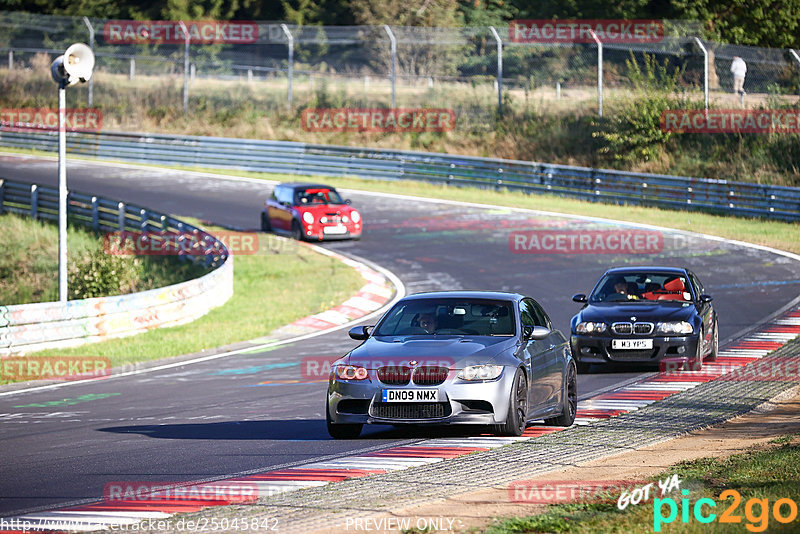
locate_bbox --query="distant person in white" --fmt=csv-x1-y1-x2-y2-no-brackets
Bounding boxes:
730,56,747,96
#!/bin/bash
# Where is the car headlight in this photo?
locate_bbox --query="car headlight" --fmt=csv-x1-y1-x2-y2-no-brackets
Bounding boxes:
351,210,361,224
656,321,694,335
575,322,608,334
303,212,314,224
457,365,503,381
335,365,369,380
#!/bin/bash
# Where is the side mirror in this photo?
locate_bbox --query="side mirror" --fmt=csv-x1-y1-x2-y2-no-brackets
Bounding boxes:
348,325,373,340
699,294,713,303
572,294,587,303
522,325,550,341
345,199,352,205
530,326,550,340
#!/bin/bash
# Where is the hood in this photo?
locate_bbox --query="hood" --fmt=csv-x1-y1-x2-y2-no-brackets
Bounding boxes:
575,302,695,325
297,204,354,215
347,336,514,369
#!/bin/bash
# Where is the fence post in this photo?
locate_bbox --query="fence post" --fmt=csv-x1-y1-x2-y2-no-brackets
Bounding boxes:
30,184,38,219
83,17,95,107
790,50,800,97
694,37,709,111
589,30,603,117
177,21,190,113
91,196,99,229
140,208,148,232
384,25,397,108
489,26,503,114
280,24,294,108
7,50,12,70
118,202,126,231
129,56,135,80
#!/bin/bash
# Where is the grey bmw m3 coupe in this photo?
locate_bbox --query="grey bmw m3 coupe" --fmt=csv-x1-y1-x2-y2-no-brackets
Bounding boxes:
326,291,577,438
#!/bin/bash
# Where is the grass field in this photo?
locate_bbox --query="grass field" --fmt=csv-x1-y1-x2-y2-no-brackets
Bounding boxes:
486,435,800,533
0,212,205,305
2,56,799,186
1,216,366,383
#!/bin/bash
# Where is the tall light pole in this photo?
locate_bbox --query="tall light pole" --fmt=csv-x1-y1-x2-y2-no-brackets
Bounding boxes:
50,43,95,302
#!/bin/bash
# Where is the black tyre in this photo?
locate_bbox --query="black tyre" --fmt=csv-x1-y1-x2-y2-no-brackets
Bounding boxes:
705,319,718,362
546,363,577,427
291,220,304,241
687,332,704,371
260,212,271,232
496,368,528,436
326,399,362,439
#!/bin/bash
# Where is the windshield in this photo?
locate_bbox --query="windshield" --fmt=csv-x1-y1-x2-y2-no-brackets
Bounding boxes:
296,188,345,205
374,298,516,336
589,272,693,303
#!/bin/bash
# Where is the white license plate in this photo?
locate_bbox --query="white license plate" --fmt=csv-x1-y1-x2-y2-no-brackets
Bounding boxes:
381,389,439,402
612,339,653,350
323,225,347,235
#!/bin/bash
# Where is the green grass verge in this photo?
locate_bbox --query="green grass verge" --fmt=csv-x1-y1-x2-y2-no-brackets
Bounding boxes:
0,212,205,305
2,218,366,383
485,436,800,533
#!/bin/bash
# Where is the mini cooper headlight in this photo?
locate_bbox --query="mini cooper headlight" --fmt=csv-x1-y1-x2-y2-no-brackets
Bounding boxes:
302,212,315,224
335,365,369,380
656,321,694,335
575,322,608,334
457,364,503,381
351,210,361,224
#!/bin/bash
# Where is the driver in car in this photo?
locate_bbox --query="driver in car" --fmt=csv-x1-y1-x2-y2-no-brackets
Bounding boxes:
418,313,438,333
613,280,640,300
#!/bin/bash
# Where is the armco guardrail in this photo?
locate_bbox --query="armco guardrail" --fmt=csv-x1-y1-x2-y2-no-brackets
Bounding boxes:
0,178,233,356
1,128,799,221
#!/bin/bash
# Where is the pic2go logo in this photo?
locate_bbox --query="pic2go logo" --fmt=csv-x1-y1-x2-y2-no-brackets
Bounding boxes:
654,489,799,532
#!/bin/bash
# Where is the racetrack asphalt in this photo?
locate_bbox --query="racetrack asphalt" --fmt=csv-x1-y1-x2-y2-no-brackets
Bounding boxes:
1,154,799,518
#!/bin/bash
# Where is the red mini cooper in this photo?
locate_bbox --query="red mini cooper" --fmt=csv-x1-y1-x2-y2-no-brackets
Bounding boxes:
261,183,362,241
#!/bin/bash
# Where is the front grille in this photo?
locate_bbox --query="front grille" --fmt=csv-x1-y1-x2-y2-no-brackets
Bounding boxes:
377,366,411,385
608,349,659,361
612,322,633,334
412,366,449,386
371,402,451,420
634,322,654,335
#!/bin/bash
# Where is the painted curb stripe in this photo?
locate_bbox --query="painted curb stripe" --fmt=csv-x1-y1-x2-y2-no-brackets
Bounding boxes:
4,305,798,533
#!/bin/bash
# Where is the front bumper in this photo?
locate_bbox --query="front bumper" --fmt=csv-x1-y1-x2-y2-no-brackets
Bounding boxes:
305,224,362,241
571,334,700,366
327,370,515,426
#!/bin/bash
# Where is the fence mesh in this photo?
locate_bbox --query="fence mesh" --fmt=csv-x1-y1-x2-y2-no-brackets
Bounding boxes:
1,11,799,120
